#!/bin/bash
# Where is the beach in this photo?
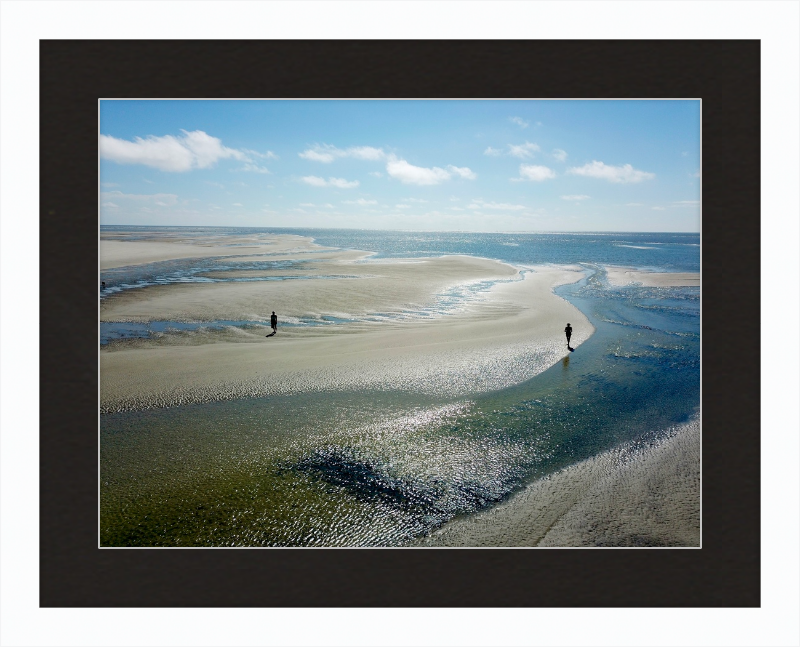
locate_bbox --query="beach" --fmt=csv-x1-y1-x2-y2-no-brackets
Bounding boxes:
100,234,592,412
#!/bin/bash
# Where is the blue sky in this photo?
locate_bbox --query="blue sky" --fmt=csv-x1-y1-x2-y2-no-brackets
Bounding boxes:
99,100,700,232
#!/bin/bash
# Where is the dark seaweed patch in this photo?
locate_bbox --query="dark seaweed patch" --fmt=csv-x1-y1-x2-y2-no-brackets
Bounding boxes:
282,446,509,522
290,446,442,510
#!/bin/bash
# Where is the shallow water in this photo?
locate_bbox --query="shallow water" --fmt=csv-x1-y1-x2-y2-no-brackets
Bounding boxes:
100,252,700,547
272,228,700,271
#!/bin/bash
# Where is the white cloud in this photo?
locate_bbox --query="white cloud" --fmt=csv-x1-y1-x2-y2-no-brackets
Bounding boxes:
509,116,529,129
299,148,337,163
447,165,477,180
386,159,451,185
626,203,645,207
517,164,556,182
101,202,118,208
299,203,315,207
561,195,590,201
299,144,386,163
673,200,700,206
484,146,502,156
348,146,386,161
386,158,476,185
343,199,378,205
395,204,411,209
238,163,271,174
468,200,527,211
568,161,655,183
301,176,359,188
369,171,383,177
243,149,278,160
329,177,359,188
100,130,249,172
508,142,541,159
403,198,428,203
552,149,568,162
101,182,119,188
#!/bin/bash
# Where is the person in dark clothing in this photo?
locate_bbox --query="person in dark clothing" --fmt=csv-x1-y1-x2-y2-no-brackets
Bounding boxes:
270,311,278,334
565,323,572,347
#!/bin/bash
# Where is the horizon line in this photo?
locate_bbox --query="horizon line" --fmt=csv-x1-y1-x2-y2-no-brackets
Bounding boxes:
99,224,700,235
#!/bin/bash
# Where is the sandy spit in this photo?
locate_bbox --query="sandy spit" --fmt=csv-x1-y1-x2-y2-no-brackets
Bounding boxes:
101,254,518,323
100,233,331,270
418,416,700,547
604,265,700,287
100,260,593,412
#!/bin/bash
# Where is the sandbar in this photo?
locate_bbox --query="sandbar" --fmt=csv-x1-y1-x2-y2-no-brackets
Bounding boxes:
604,265,700,288
100,239,593,411
100,232,332,270
418,416,700,547
101,254,517,323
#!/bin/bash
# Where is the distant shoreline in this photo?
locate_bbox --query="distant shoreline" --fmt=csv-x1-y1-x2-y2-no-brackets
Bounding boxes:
101,224,702,236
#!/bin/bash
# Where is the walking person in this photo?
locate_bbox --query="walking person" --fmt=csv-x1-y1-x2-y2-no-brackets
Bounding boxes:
565,322,573,348
270,311,278,335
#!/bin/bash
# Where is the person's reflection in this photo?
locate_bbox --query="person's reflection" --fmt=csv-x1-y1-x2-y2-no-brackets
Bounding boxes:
562,354,570,371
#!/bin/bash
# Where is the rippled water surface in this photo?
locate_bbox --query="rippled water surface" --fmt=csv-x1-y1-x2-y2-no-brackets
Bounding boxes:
100,228,699,547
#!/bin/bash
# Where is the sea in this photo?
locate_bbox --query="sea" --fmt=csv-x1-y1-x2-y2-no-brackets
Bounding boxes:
100,228,700,547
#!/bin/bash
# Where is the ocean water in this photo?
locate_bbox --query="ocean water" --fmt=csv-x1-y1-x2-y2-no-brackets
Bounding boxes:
100,228,700,547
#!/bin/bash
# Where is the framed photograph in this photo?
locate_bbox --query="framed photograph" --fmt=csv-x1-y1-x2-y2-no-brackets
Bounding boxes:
41,39,758,609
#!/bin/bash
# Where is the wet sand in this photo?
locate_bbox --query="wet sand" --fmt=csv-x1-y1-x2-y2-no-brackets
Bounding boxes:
100,233,594,412
101,254,518,323
418,416,700,547
604,265,700,287
100,256,592,411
